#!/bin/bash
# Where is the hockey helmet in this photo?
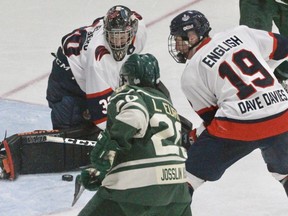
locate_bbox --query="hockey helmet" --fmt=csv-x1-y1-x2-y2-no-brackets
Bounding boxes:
104,5,138,61
168,10,211,63
119,53,160,87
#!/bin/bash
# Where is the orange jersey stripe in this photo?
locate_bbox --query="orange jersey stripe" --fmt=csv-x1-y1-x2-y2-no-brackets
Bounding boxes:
93,116,107,125
86,88,113,99
207,110,288,141
268,32,277,59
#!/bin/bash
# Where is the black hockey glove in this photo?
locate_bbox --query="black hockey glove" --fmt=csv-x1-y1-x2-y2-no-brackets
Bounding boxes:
181,130,196,151
182,123,206,151
179,115,193,151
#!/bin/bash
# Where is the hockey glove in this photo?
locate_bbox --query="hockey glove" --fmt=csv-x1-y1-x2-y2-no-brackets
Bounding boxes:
179,115,194,151
79,168,103,191
181,130,196,151
182,123,206,151
90,130,119,174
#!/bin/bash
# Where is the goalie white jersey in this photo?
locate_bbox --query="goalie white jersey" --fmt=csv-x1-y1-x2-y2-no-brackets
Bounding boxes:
61,15,147,128
181,25,288,140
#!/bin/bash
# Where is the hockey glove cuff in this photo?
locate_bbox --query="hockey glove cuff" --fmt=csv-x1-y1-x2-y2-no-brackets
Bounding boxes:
79,168,103,191
181,129,196,151
90,130,119,173
181,123,206,151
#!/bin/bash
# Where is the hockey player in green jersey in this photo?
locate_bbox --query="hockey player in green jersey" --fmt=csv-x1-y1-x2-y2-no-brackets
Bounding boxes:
77,53,192,216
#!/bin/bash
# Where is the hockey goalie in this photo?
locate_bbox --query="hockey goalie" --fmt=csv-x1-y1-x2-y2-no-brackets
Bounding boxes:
0,123,101,180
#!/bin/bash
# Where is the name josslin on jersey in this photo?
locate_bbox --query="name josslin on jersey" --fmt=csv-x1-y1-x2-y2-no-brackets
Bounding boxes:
157,164,186,182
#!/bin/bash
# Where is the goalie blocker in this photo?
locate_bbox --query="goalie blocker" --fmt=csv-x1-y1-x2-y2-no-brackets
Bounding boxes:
0,123,101,180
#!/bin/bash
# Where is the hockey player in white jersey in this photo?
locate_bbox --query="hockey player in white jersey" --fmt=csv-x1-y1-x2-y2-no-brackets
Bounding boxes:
0,5,147,180
168,10,288,205
46,5,147,130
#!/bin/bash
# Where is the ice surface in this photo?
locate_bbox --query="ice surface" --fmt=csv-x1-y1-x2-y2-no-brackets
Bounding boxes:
1,0,287,215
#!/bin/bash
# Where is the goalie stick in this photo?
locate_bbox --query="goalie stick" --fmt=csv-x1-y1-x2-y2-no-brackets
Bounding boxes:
44,136,97,146
44,115,193,148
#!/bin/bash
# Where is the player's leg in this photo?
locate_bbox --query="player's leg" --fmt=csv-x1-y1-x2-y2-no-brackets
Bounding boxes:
0,124,101,180
0,134,21,179
78,193,126,216
185,130,258,199
273,2,288,36
239,0,273,31
272,2,288,81
143,202,192,216
260,132,288,196
49,95,88,129
47,47,88,129
115,200,192,216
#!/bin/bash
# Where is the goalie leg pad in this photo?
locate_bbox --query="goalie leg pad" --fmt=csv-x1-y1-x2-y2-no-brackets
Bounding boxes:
1,124,101,180
1,134,21,180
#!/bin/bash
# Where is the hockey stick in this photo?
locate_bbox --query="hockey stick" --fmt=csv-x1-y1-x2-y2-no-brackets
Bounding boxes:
72,175,85,207
72,185,85,207
45,136,117,207
157,81,193,131
44,136,97,146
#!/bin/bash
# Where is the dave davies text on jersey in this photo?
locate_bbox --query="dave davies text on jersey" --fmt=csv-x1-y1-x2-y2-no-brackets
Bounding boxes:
238,89,288,114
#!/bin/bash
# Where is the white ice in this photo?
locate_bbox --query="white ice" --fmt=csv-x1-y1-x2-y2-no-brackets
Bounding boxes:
0,0,287,215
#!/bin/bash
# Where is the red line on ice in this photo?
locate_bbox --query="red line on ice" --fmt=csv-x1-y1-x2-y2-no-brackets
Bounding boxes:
0,0,201,99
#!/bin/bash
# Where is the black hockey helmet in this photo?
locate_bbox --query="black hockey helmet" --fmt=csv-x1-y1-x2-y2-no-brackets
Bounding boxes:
168,10,211,63
104,5,138,61
119,53,160,88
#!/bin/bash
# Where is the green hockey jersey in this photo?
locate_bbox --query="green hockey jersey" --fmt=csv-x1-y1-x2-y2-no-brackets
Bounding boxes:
97,85,191,206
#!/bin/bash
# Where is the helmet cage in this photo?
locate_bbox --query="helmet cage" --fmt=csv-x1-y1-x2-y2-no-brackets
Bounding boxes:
104,5,138,61
168,34,189,64
105,29,134,61
168,10,211,63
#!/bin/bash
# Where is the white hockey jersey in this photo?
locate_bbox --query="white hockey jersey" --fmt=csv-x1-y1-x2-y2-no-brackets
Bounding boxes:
181,25,288,141
61,15,147,129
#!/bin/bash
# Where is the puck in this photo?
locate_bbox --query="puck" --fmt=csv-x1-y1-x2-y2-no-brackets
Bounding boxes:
62,174,73,182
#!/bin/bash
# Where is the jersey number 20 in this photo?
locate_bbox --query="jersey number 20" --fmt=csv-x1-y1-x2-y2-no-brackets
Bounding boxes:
150,113,186,158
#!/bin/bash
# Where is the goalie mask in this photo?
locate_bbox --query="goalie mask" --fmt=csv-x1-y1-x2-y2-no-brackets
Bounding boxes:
168,10,211,63
119,53,160,88
104,5,138,61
